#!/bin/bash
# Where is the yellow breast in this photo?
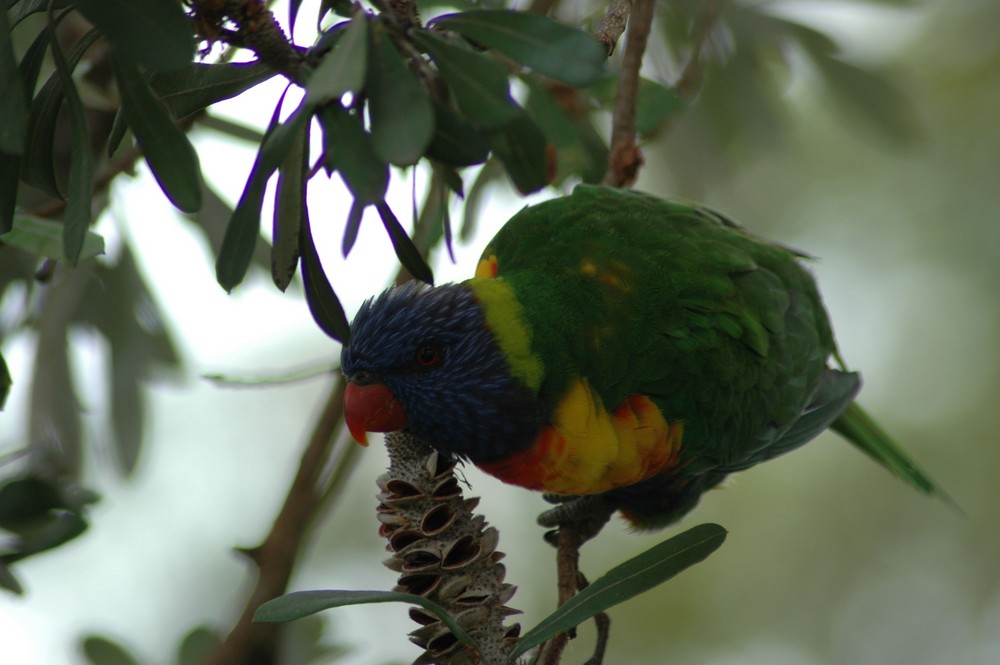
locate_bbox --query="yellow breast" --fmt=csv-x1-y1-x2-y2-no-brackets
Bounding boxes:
478,379,683,495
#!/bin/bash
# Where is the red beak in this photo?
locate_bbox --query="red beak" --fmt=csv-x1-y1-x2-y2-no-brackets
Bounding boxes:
343,382,408,446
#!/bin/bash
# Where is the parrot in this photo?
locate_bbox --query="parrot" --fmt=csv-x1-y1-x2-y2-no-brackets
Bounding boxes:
340,185,943,530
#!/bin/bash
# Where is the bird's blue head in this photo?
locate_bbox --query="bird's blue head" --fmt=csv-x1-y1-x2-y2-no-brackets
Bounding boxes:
341,281,540,463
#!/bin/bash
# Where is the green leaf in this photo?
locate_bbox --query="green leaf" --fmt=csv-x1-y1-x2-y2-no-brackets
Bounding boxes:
49,17,93,265
0,476,64,531
318,104,388,205
4,21,55,219
460,156,504,241
0,560,23,595
340,198,365,258
587,75,687,138
72,0,193,72
305,11,368,106
10,509,88,561
412,30,521,129
375,201,433,285
81,635,141,665
177,626,222,665
151,60,277,121
0,213,104,261
319,0,352,23
424,100,489,167
0,8,27,154
0,352,10,410
524,78,606,184
113,55,203,213
22,22,100,199
7,0,72,27
485,110,551,194
367,21,434,166
811,54,918,145
254,589,475,649
299,204,351,343
509,523,727,662
432,9,606,87
216,94,309,292
634,79,686,137
271,119,308,291
109,62,275,157
0,154,18,233
288,0,304,36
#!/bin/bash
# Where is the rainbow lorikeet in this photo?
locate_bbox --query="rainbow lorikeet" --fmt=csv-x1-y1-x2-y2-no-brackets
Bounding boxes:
341,185,941,529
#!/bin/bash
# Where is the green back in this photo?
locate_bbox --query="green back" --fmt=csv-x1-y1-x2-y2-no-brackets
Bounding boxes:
478,185,839,474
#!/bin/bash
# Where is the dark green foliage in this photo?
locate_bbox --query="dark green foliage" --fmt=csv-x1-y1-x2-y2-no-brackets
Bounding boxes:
112,55,203,213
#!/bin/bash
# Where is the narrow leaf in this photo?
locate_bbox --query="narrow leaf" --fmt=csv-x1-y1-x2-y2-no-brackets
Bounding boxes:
367,21,434,166
150,60,277,121
216,93,309,291
7,0,71,27
424,100,489,167
432,9,606,87
0,8,27,154
271,119,308,291
411,30,521,129
113,55,202,213
485,111,551,194
340,198,365,258
305,11,368,106
49,18,93,265
299,205,351,342
812,54,918,145
288,0,303,36
2,23,54,230
318,104,388,205
177,627,222,665
254,589,475,649
0,352,11,410
509,523,727,661
524,78,606,184
22,22,100,199
72,0,193,71
1,213,104,261
81,635,141,665
0,154,18,233
0,560,23,594
375,201,433,285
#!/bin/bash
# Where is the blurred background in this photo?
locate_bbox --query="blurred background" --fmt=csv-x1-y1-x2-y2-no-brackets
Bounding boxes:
1,0,998,664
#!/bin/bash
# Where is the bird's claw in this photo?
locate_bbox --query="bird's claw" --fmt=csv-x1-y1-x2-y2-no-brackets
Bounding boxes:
537,495,615,546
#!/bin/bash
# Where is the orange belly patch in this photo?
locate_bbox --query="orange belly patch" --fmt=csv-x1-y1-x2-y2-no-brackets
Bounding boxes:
478,380,683,495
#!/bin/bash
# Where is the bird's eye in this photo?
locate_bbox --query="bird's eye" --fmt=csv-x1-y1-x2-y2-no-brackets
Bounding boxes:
415,344,441,367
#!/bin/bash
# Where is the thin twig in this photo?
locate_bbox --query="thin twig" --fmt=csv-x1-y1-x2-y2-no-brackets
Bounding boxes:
594,0,633,55
604,0,655,188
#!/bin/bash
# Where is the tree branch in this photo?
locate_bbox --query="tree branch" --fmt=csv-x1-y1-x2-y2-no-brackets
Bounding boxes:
604,0,655,188
594,0,634,56
190,0,305,82
205,378,348,665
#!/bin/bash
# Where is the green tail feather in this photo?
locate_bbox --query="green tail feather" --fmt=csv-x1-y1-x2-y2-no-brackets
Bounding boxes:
831,402,954,505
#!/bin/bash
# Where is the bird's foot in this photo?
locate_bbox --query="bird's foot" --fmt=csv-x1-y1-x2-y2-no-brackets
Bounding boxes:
537,495,615,547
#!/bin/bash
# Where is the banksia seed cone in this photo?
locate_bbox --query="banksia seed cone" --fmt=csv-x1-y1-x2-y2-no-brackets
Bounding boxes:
377,430,521,665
